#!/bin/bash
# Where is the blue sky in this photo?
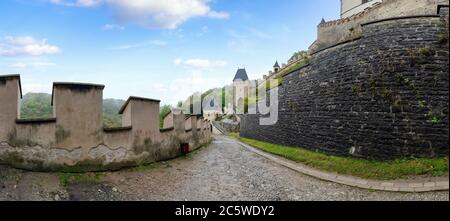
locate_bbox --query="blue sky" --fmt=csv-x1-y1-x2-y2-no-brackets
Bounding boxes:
0,0,340,105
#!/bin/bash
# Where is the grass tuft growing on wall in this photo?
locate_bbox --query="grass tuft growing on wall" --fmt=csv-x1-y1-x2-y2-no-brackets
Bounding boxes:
228,133,449,180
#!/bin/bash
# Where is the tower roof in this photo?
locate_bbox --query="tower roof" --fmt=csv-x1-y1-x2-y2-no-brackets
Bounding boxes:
273,61,280,68
233,68,249,81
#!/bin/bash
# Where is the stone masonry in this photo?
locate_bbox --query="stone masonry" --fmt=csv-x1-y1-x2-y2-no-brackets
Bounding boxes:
0,76,212,172
240,6,449,160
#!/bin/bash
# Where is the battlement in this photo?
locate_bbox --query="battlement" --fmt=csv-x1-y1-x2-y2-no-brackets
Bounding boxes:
310,0,447,53
0,75,212,172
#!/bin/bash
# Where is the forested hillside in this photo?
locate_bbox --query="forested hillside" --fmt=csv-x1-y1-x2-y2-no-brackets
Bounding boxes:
20,93,53,119
20,93,124,127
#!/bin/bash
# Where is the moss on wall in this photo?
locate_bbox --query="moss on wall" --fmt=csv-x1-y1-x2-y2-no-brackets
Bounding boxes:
56,126,71,143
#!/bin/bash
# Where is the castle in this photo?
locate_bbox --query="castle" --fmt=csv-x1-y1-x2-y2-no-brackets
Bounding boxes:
201,68,252,122
240,0,449,160
0,75,212,172
263,0,448,81
1,0,448,171
232,68,251,114
310,0,448,53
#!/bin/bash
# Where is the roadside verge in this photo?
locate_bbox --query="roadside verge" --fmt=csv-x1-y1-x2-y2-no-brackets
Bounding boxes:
225,136,449,193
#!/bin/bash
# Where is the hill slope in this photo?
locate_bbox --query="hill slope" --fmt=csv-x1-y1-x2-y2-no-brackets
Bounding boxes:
20,93,125,127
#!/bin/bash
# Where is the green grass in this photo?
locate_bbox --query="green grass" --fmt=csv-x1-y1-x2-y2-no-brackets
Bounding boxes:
228,133,449,180
128,162,163,172
59,172,103,187
277,58,310,78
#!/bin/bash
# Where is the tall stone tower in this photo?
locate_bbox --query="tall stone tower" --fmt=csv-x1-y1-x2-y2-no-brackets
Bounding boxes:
232,68,250,114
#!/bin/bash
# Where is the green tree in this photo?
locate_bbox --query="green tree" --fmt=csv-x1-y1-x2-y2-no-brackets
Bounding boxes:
159,104,172,128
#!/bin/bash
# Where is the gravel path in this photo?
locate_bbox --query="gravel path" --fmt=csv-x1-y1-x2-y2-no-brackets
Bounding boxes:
0,135,448,201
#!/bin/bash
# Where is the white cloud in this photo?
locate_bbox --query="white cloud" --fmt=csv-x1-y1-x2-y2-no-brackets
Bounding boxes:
174,58,227,70
49,0,102,7
50,0,229,29
111,40,168,50
0,36,61,57
102,24,125,31
9,62,57,69
207,11,230,19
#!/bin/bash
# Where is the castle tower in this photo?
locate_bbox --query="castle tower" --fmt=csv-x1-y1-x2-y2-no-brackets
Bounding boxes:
273,61,280,73
341,0,382,18
232,68,250,114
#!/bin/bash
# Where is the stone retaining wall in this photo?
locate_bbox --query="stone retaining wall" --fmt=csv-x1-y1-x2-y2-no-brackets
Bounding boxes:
241,8,449,160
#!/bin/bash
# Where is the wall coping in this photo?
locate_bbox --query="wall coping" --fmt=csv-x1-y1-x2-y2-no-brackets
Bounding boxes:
0,74,22,98
310,37,362,56
160,127,174,133
16,118,56,124
361,14,441,27
163,110,172,119
118,96,161,114
53,82,105,89
103,126,132,133
51,82,105,105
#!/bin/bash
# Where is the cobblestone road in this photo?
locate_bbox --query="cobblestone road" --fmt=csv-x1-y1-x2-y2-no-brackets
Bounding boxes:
0,136,448,201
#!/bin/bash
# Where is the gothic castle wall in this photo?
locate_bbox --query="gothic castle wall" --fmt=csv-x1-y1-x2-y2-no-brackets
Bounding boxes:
0,76,212,171
310,0,448,53
241,6,449,160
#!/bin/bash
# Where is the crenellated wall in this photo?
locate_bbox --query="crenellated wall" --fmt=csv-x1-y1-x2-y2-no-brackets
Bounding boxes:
310,0,448,53
241,6,449,160
0,77,212,172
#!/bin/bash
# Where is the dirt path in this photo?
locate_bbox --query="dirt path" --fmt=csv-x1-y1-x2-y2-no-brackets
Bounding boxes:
0,136,448,201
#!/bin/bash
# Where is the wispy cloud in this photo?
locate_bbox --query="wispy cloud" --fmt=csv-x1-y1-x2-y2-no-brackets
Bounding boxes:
0,36,61,57
174,58,227,70
9,62,57,69
49,0,102,7
102,24,125,31
111,40,168,50
226,27,272,54
207,11,230,19
247,27,272,39
195,26,209,37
